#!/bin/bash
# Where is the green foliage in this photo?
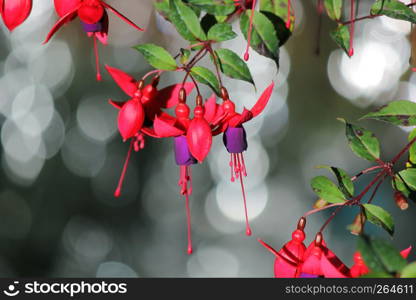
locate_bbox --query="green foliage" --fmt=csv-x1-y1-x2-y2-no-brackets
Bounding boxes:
371,0,416,23
324,0,343,21
310,176,346,203
362,204,394,236
214,48,254,85
401,262,416,278
361,100,416,126
169,0,207,41
330,25,351,57
207,23,237,42
134,44,178,70
187,0,236,16
316,165,354,198
190,66,221,95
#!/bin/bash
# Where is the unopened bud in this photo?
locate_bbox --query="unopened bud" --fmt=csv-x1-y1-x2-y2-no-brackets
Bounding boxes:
348,213,366,236
297,217,306,231
394,191,409,210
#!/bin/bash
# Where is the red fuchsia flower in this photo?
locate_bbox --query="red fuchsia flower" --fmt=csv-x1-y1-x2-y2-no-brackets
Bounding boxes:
215,82,274,236
0,0,32,31
350,247,412,278
105,65,194,198
44,0,144,81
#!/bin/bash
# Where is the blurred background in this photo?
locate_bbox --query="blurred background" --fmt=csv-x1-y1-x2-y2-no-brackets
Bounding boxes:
0,0,415,277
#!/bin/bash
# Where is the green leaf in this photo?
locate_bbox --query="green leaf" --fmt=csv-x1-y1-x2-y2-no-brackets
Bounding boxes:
408,128,416,165
200,13,217,33
363,204,395,236
260,11,292,47
361,272,393,278
207,23,237,42
324,0,342,20
134,44,177,71
401,262,416,278
180,48,191,64
361,100,416,126
371,0,416,23
358,236,387,273
370,238,407,273
310,176,346,204
187,0,235,16
154,0,171,17
330,25,351,57
169,0,207,41
214,48,254,85
316,165,354,198
339,118,380,162
260,0,294,30
240,10,280,66
397,168,416,190
190,66,220,95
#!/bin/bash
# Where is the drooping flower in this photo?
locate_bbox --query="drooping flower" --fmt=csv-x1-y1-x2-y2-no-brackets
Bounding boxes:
0,0,32,31
105,66,194,197
258,218,307,277
44,0,144,81
216,82,274,236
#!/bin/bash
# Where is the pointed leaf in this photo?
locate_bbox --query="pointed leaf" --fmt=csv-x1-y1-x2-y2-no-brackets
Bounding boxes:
311,176,346,204
339,119,380,162
363,204,395,236
358,236,387,273
207,23,237,42
260,11,292,47
408,128,416,165
134,44,177,71
371,0,416,23
316,165,354,198
214,48,254,85
324,0,342,21
259,0,294,30
330,25,351,57
397,168,416,190
361,100,416,126
169,0,207,41
370,238,407,273
190,66,220,95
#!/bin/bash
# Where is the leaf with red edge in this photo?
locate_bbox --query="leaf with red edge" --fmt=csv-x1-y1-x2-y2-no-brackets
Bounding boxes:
118,99,145,141
204,94,218,124
157,82,195,109
2,0,32,31
54,0,80,17
251,81,274,117
105,65,138,98
44,4,81,43
154,116,184,138
187,118,212,162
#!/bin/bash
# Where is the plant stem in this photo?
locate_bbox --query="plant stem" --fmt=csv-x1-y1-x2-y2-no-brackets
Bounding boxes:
303,202,346,218
391,136,416,165
351,165,383,181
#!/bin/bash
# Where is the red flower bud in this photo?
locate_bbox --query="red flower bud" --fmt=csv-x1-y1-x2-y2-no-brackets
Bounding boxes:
394,191,409,210
1,0,32,31
186,106,212,163
117,99,145,141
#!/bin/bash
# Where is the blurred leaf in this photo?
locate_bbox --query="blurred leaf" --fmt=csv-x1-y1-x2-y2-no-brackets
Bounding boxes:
408,128,416,165
401,262,416,278
134,44,177,71
154,0,171,17
169,0,207,41
316,165,354,198
180,48,191,64
190,66,220,95
361,100,416,126
310,176,346,203
397,168,416,190
260,0,294,31
330,25,351,56
370,238,407,273
361,272,393,278
207,23,237,42
363,204,394,236
187,0,235,16
214,48,254,85
240,10,280,67
339,118,380,162
261,11,292,47
371,0,416,23
324,0,342,20
358,235,387,273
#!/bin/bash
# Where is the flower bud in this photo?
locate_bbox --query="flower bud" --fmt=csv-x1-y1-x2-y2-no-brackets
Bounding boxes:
394,191,409,210
348,213,366,236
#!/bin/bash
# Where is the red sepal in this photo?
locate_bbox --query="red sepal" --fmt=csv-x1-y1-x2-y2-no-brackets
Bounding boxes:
105,65,138,97
2,0,32,31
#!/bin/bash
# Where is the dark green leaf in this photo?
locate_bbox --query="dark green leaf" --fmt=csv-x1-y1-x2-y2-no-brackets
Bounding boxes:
134,44,177,71
401,262,416,278
339,118,380,161
207,23,237,42
187,0,235,16
310,176,346,203
324,0,342,20
397,168,416,190
330,25,351,57
358,235,387,273
363,204,395,236
370,238,407,273
260,0,294,30
200,13,218,33
361,100,416,126
408,128,416,165
190,66,220,95
261,11,292,47
240,10,279,66
316,165,354,198
169,0,207,41
214,48,254,85
371,0,416,23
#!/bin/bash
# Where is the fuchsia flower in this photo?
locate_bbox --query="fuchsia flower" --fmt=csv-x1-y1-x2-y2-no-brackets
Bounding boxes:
0,0,32,31
214,82,274,236
44,0,144,81
105,65,194,198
